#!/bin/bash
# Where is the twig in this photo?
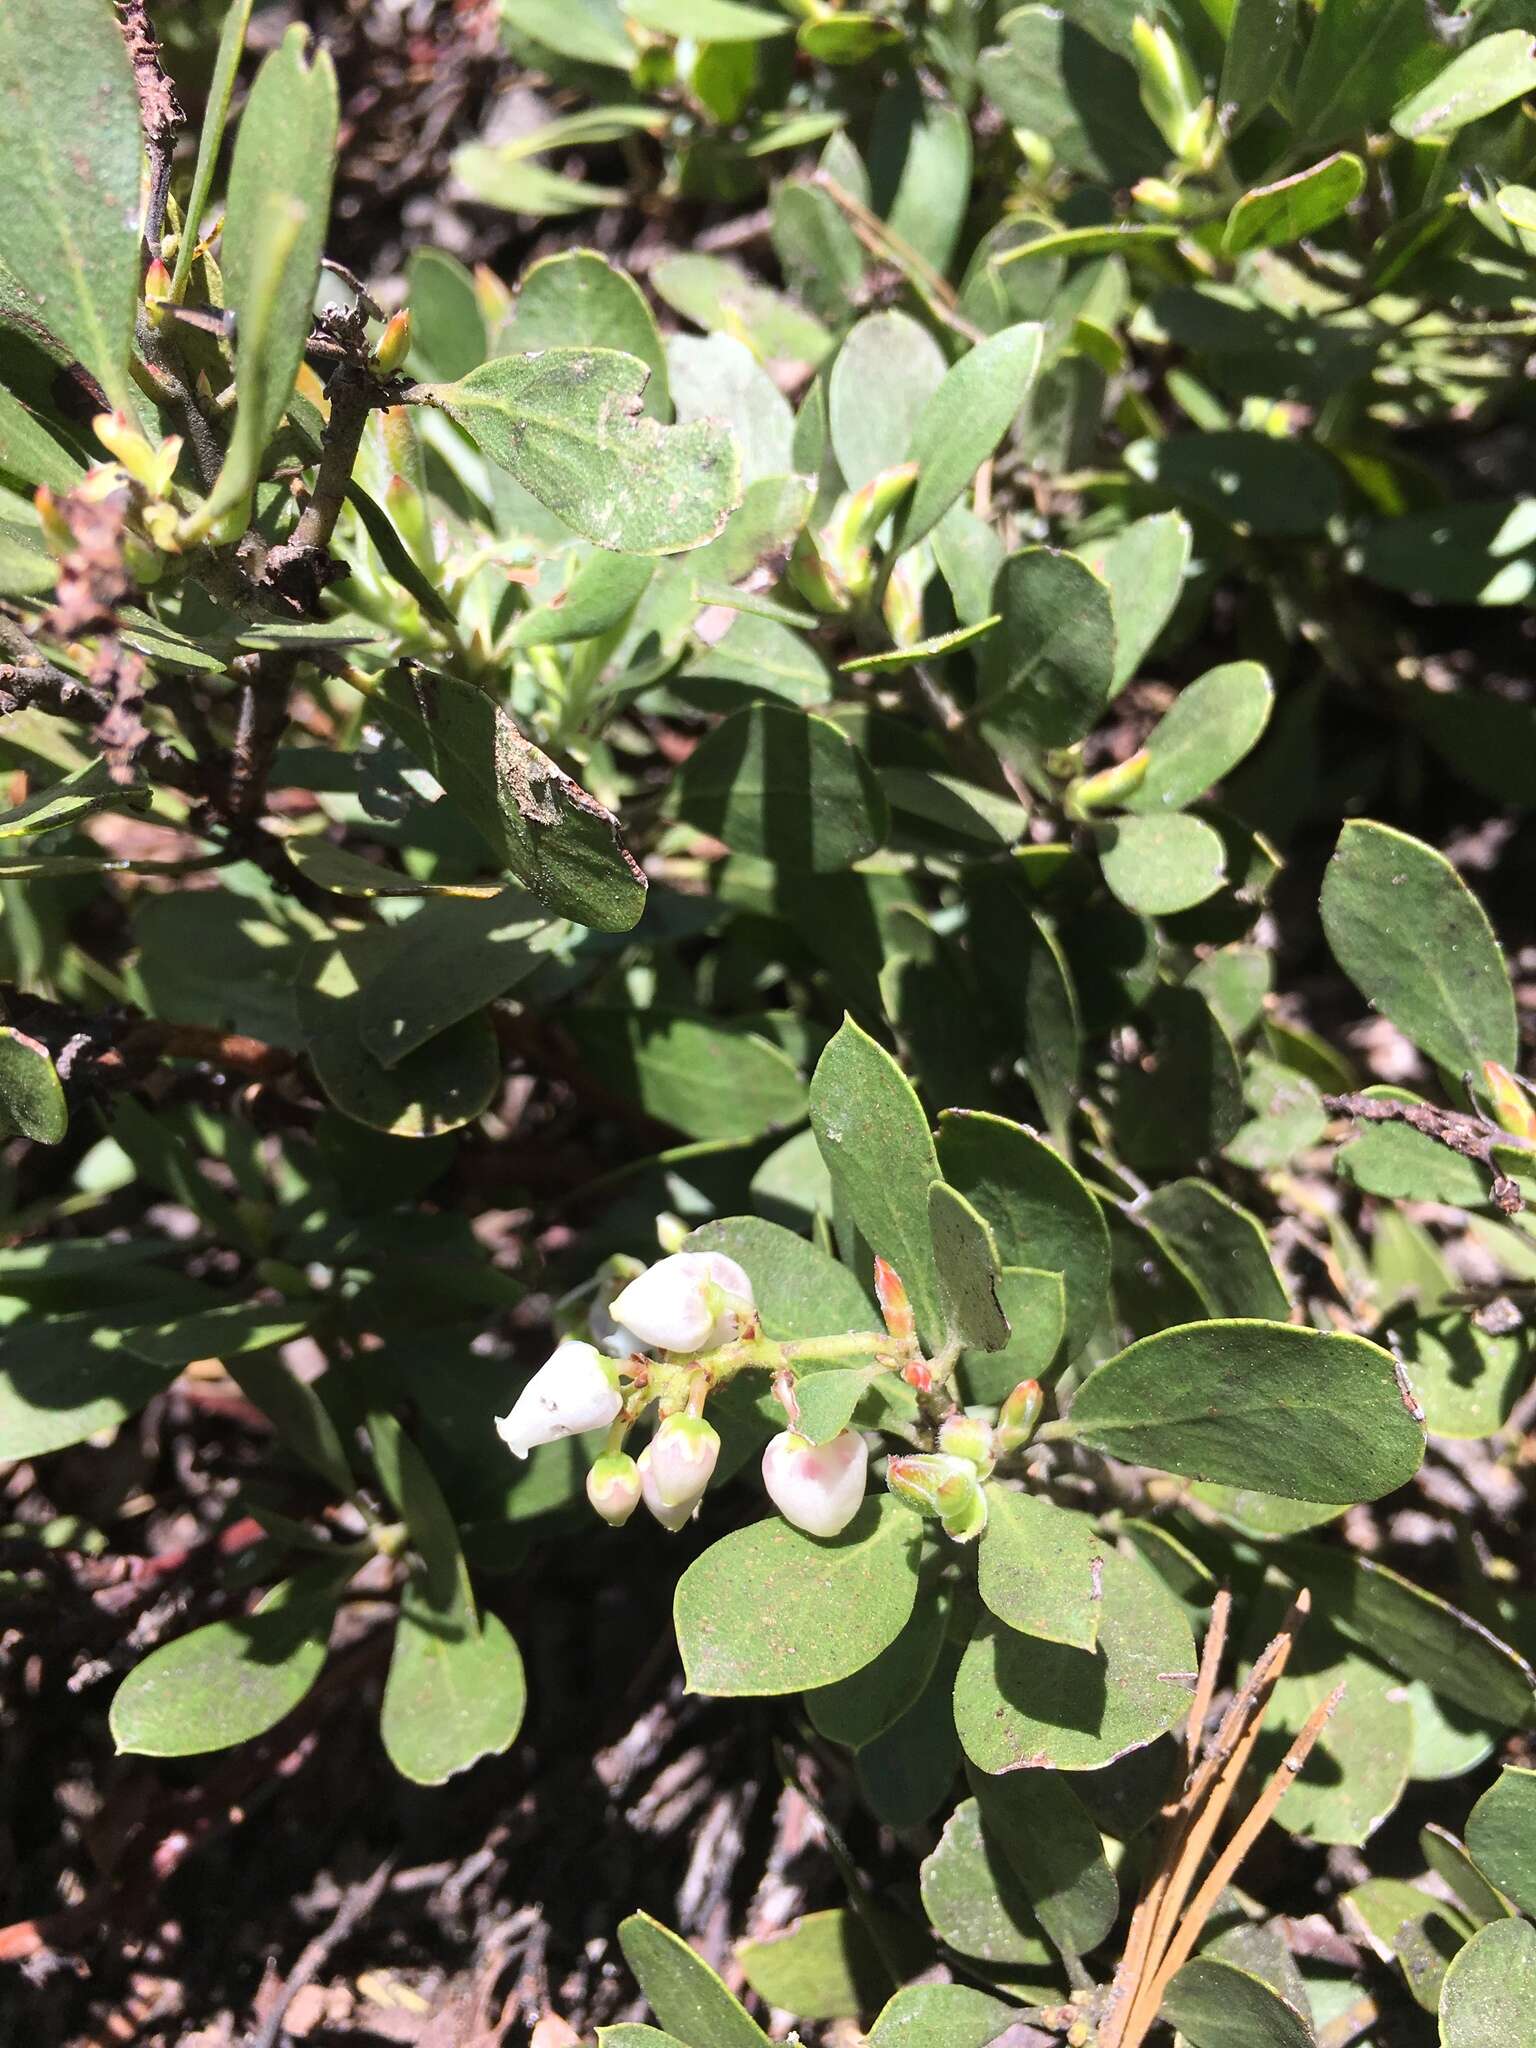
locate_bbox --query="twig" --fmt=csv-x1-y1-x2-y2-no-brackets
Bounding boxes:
1101,1592,1314,2048
809,172,986,343
248,1852,397,2048
1120,1599,1308,2046
115,0,184,257
1324,1090,1529,1215
1140,1682,1345,2014
0,614,197,788
1184,1586,1230,1776
136,318,226,490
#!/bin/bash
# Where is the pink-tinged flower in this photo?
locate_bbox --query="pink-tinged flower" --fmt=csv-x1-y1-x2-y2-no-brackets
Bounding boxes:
586,1452,642,1527
648,1414,721,1509
637,1444,697,1531
609,1251,755,1355
495,1341,622,1460
761,1428,868,1539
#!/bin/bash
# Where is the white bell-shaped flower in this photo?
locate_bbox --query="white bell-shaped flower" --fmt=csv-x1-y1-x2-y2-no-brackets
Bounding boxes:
587,1451,642,1527
637,1443,697,1531
495,1341,622,1460
762,1428,868,1539
609,1251,755,1356
648,1414,721,1508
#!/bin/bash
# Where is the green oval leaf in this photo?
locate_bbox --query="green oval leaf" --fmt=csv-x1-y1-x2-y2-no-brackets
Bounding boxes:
810,1016,945,1351
1218,0,1298,133
867,1983,1020,2048
936,1110,1111,1359
928,1180,1010,1353
919,1797,1056,1970
381,1601,526,1786
977,1489,1103,1652
1223,153,1365,255
969,1764,1118,1956
110,1566,345,1757
1392,29,1536,140
954,1549,1195,1774
0,1317,178,1461
298,930,501,1138
1438,1917,1536,2046
673,705,888,873
1139,1180,1290,1321
978,547,1117,751
1465,1768,1536,1915
1066,1322,1425,1504
894,322,1043,552
736,1908,896,2022
1100,813,1228,915
829,311,947,493
1077,511,1191,694
415,349,741,554
0,0,141,409
1160,1956,1313,2048
675,1497,920,1696
1273,1542,1536,1727
564,1009,808,1141
1123,662,1274,814
509,249,670,407
617,1913,770,2048
200,26,339,526
1321,820,1517,1078
0,1026,66,1143
1126,431,1342,539
378,663,647,932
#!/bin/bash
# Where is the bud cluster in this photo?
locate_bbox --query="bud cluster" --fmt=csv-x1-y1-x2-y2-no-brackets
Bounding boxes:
493,1247,1052,1548
495,1251,749,1533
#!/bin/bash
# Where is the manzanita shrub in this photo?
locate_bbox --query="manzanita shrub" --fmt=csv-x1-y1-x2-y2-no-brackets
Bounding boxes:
4,0,1536,2040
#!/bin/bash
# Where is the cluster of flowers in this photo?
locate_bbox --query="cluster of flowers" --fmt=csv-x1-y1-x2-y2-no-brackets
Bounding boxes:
495,1249,1043,1544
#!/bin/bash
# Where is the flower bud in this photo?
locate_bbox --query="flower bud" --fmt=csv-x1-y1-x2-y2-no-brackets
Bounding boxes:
143,257,172,322
372,308,412,376
473,262,514,328
788,528,849,614
33,486,72,555
93,412,181,498
637,1443,696,1531
1484,1061,1536,1140
648,1414,721,1509
828,461,918,562
997,1379,1044,1454
886,1453,973,1518
882,550,925,648
587,1451,642,1527
495,1341,622,1459
762,1428,868,1539
1068,749,1150,816
887,1454,988,1542
938,1412,996,1478
874,1256,915,1347
609,1251,755,1355
937,1466,989,1543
